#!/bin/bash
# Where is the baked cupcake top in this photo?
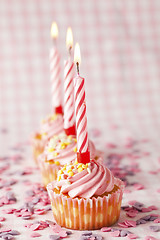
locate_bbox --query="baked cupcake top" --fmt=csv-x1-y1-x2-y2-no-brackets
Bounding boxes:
55,159,115,198
40,114,63,141
43,133,96,166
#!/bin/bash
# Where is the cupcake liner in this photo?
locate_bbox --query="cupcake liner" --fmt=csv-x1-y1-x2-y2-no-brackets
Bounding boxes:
38,155,61,187
47,178,124,230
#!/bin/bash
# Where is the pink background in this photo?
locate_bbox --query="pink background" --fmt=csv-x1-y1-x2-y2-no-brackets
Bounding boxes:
1,0,160,145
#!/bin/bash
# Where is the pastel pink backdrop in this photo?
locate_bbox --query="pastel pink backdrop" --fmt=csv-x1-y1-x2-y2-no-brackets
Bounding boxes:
0,0,160,145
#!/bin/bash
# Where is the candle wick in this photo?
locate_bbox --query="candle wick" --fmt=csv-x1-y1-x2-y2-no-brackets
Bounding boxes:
76,62,79,75
69,46,72,57
53,38,57,47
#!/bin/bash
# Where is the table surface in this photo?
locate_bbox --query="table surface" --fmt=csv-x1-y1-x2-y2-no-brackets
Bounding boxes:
0,0,160,239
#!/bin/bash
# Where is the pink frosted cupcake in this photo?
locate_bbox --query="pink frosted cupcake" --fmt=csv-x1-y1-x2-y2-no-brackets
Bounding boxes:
47,159,124,230
38,132,98,187
31,113,63,165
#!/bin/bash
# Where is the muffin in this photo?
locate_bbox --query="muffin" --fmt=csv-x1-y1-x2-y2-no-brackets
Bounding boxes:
31,113,63,165
38,132,98,187
47,159,124,230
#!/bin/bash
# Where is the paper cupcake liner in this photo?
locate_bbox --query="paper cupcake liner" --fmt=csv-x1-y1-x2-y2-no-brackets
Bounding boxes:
47,178,124,230
38,155,61,187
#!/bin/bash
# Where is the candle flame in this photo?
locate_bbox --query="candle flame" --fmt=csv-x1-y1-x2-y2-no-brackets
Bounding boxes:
66,27,73,50
51,22,58,39
74,43,81,65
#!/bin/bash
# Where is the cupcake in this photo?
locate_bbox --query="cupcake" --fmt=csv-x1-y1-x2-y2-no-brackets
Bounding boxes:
38,132,97,187
31,113,63,165
47,159,124,230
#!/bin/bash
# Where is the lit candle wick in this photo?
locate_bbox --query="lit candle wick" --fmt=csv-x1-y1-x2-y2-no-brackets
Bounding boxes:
76,62,80,75
69,46,72,57
74,43,81,75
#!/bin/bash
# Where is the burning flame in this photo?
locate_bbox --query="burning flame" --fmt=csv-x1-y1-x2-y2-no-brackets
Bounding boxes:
51,22,58,39
74,43,81,64
66,27,73,50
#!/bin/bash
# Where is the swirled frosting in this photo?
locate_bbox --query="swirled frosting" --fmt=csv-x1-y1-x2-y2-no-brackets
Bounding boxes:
40,114,63,141
44,133,96,166
56,159,114,198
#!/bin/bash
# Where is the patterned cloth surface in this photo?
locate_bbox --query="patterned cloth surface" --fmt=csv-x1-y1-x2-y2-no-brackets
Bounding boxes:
0,0,160,240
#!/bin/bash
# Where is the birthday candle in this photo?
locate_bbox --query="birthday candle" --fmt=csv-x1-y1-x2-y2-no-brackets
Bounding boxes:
74,43,90,163
64,27,76,136
50,22,63,114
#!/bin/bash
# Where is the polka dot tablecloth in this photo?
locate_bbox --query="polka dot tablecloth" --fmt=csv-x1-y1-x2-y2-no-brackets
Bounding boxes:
0,0,160,239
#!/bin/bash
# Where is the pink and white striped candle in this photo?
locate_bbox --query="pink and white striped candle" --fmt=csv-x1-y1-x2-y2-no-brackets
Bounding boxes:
64,27,76,136
74,43,90,163
50,22,63,114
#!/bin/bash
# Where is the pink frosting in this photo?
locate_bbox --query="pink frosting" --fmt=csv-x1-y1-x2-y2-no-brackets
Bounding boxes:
57,160,115,198
40,114,63,141
44,133,96,166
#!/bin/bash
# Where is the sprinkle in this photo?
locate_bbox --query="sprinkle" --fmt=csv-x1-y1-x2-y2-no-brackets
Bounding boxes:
133,183,144,190
77,164,82,168
0,234,14,240
68,136,72,140
82,231,92,236
49,235,60,240
48,160,55,164
140,215,151,221
148,205,158,210
125,220,137,227
54,161,60,165
66,230,72,235
9,230,20,235
60,143,66,149
154,218,160,223
58,230,67,238
68,171,74,177
50,114,57,121
149,225,160,232
126,212,137,218
120,230,130,237
142,207,151,212
128,200,137,205
48,148,55,152
42,132,47,136
82,164,87,169
78,167,83,173
128,233,138,239
53,153,59,157
30,224,41,231
73,147,77,152
136,219,146,225
0,228,11,233
73,160,78,165
0,217,6,222
58,170,63,175
145,236,159,240
118,222,129,228
101,227,111,232
110,230,120,237
92,234,103,240
30,233,41,238
57,176,61,181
